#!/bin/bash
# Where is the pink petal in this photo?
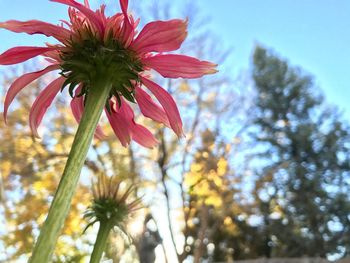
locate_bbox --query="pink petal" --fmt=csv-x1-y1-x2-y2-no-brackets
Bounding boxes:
0,46,55,65
131,19,187,53
95,128,107,140
141,76,183,137
70,88,106,139
104,13,123,41
70,94,83,122
119,0,134,47
0,20,71,42
106,98,158,148
120,98,158,148
120,0,128,16
29,77,65,138
105,101,132,147
135,86,170,127
3,64,59,123
51,0,104,36
142,54,218,79
131,122,158,148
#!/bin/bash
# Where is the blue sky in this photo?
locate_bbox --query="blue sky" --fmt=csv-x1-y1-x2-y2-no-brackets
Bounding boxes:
200,0,350,116
0,0,349,117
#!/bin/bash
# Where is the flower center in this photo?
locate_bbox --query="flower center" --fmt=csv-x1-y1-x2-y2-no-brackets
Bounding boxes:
60,34,143,106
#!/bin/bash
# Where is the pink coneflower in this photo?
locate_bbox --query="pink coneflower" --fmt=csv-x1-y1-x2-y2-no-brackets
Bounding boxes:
0,0,217,148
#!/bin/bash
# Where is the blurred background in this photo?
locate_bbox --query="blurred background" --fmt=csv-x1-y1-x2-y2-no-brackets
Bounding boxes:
0,0,350,262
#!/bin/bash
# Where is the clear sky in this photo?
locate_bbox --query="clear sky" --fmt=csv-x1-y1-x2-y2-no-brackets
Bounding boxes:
200,0,350,117
0,0,349,118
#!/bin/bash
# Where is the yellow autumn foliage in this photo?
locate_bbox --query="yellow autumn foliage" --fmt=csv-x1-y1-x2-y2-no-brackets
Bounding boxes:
185,133,229,208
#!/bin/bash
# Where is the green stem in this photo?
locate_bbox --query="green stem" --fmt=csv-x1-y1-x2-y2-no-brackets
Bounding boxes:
89,221,114,263
29,77,112,263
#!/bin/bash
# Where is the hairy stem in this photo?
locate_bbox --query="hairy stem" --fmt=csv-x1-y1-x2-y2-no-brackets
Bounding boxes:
29,77,111,263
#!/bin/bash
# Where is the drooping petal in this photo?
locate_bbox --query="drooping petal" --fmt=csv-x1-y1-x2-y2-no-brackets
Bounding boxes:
131,122,158,148
0,46,55,65
70,94,83,122
131,19,187,53
70,94,83,121
106,98,158,148
106,101,132,147
0,20,71,42
70,88,106,139
4,64,59,122
142,54,218,79
141,76,183,137
120,98,158,148
29,77,65,138
51,0,104,36
135,86,170,127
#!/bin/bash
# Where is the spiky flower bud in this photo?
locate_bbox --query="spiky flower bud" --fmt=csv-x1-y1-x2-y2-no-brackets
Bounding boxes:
84,174,142,263
84,174,142,231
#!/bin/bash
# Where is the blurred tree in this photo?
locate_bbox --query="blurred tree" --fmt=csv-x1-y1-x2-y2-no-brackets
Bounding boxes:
182,129,238,262
135,214,162,263
130,1,237,262
181,129,272,262
249,46,350,258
